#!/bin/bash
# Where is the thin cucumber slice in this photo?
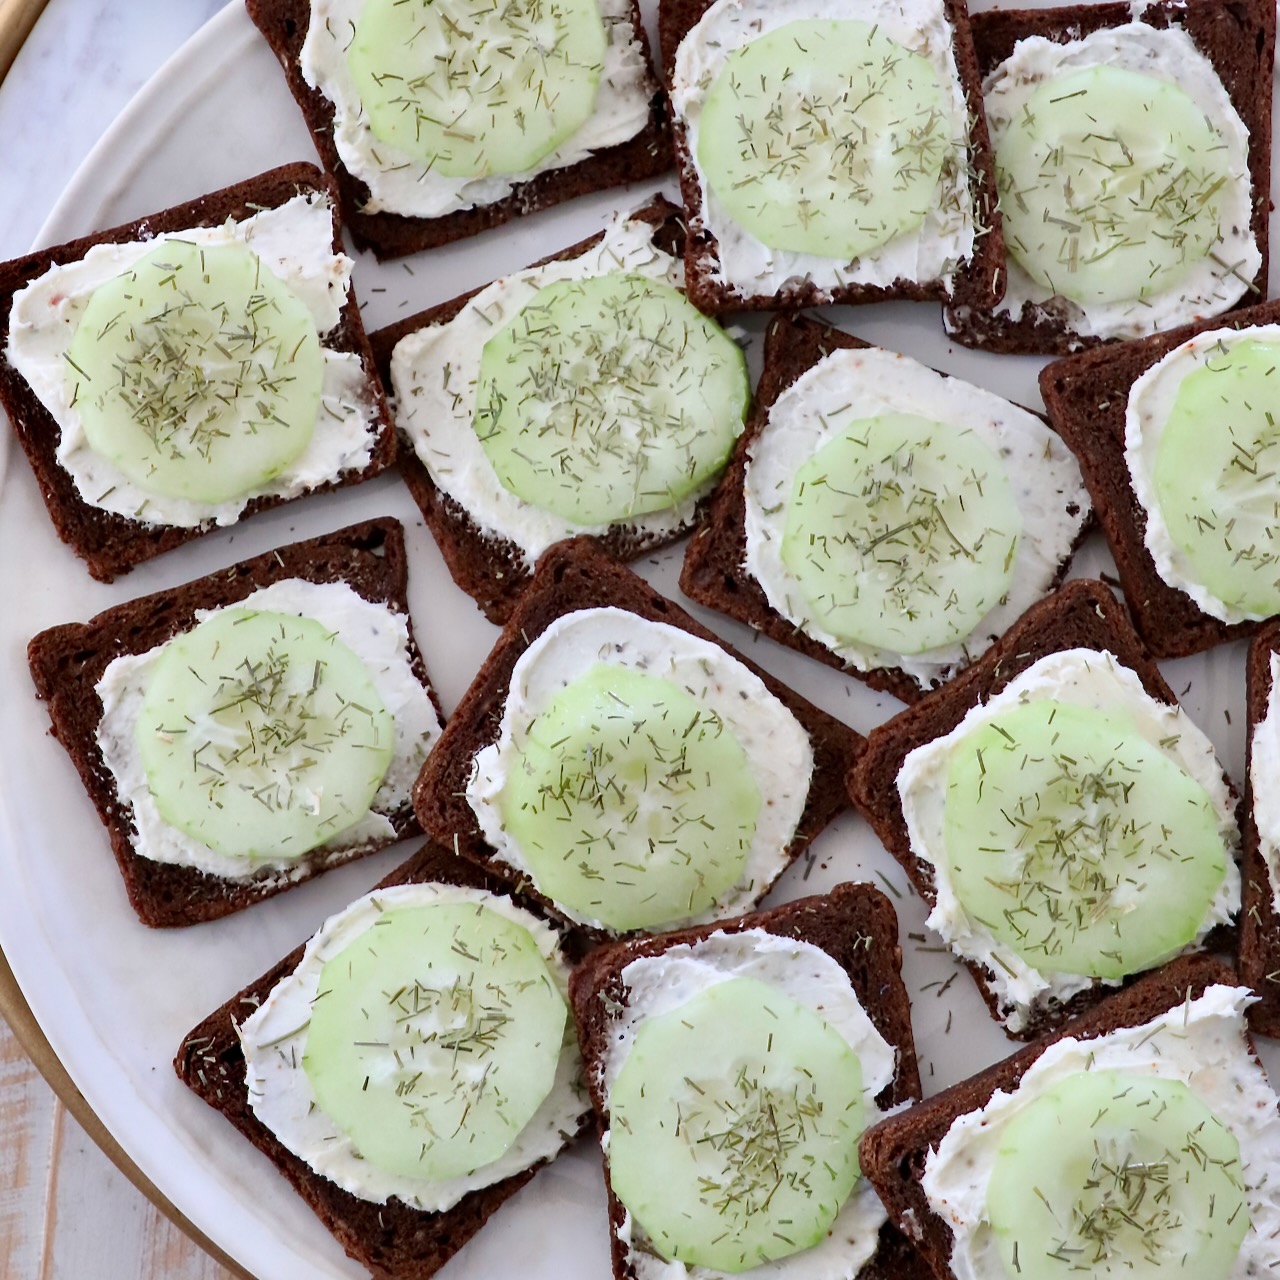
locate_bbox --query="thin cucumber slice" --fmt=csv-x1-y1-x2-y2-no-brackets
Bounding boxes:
498,663,759,931
996,66,1236,306
136,608,394,862
1153,339,1280,615
303,902,568,1182
986,1069,1248,1279
347,0,607,179
70,240,323,503
779,412,1020,655
697,20,949,258
474,272,748,525
609,976,865,1273
943,700,1228,978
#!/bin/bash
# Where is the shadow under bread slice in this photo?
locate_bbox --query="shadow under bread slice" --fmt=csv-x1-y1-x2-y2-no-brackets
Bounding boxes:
245,0,672,260
680,313,1091,706
369,197,750,626
944,0,1273,355
412,538,863,942
849,579,1240,1041
0,161,396,582
1040,298,1280,660
860,954,1280,1280
27,517,442,927
176,840,591,1280
569,882,929,1280
657,0,1002,314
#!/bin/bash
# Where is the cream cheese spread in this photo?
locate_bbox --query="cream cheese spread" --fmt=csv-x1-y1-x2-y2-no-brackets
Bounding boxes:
897,648,1240,1032
95,578,441,880
239,882,585,1210
6,193,379,528
299,0,653,218
921,985,1280,1280
467,607,814,933
669,0,975,298
602,929,897,1280
743,346,1089,687
1250,651,1280,912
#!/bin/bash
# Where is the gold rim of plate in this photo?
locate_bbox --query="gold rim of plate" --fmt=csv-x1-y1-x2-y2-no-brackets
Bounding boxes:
0,0,52,84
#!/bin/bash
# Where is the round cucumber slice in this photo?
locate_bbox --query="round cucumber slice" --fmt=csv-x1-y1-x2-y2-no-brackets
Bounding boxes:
779,412,1020,655
498,663,759,931
136,608,394,862
986,1069,1248,1279
609,976,865,1273
943,700,1228,978
1152,339,1280,615
697,20,949,258
474,272,748,526
303,901,569,1182
996,66,1236,306
69,240,323,503
347,0,608,179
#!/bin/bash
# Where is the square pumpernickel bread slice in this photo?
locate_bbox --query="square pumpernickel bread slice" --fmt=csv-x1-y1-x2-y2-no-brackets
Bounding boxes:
245,0,673,260
175,840,591,1280
369,198,703,627
27,517,441,927
569,881,930,1280
858,953,1242,1280
943,0,1274,356
680,312,1090,705
848,577,1237,1041
1038,297,1280,659
658,0,1002,315
0,161,397,582
412,538,865,940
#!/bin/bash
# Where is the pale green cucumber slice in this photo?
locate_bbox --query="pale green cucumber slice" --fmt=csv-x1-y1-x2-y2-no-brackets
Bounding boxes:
780,412,1020,655
609,976,865,1273
986,1069,1248,1279
69,240,323,503
474,272,748,525
136,608,394,861
498,663,759,931
347,0,608,179
996,66,1236,306
943,700,1227,978
303,901,568,1182
1153,339,1280,615
697,20,949,258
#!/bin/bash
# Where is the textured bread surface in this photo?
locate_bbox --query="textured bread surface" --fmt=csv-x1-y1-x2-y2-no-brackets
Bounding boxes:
943,0,1275,354
859,953,1243,1280
27,517,439,927
657,0,1003,313
680,312,1088,703
175,841,589,1280
245,0,673,259
0,161,396,581
849,577,1236,1039
412,538,865,938
569,881,931,1280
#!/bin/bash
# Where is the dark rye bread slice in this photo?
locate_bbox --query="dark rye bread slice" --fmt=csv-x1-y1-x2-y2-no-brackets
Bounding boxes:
1038,298,1280,658
943,0,1275,355
245,0,673,260
569,882,930,1280
413,538,865,939
859,953,1243,1280
369,197,701,627
175,840,591,1280
849,577,1238,1040
657,0,1003,314
0,162,396,582
680,312,1090,704
27,517,441,928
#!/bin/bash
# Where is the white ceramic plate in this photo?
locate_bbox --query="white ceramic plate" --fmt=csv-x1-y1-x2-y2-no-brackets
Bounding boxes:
0,3,1275,1277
